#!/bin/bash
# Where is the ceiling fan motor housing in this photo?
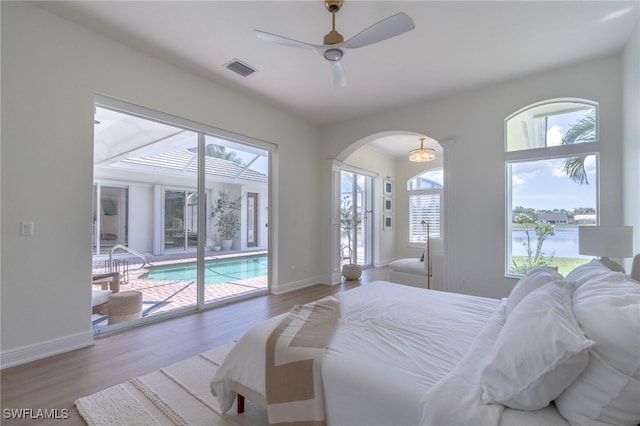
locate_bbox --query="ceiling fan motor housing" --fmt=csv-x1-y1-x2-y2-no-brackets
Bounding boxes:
325,1,343,13
324,30,344,45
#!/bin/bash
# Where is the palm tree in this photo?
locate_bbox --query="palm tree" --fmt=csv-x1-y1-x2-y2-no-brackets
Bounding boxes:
561,111,595,185
205,144,244,165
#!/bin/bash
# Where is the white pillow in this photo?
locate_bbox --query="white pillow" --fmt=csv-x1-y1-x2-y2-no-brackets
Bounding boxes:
555,276,640,425
506,266,562,318
565,259,623,287
481,280,595,410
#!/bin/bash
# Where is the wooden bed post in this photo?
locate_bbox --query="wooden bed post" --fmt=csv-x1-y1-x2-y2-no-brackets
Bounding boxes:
237,394,245,413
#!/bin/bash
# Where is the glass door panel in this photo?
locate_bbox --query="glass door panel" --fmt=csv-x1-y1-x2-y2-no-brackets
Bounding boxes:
163,189,199,251
93,185,129,255
356,174,372,266
202,134,270,306
340,171,372,267
247,192,258,247
165,190,186,250
186,191,198,250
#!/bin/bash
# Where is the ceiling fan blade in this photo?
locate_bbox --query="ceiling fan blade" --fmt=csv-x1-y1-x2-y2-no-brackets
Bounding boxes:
341,12,415,49
331,61,347,89
255,30,323,54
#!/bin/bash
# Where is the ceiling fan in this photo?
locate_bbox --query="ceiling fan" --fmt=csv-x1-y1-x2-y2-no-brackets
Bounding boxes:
255,1,415,89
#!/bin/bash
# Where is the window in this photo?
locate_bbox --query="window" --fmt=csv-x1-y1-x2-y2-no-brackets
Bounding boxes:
506,99,599,276
408,169,443,243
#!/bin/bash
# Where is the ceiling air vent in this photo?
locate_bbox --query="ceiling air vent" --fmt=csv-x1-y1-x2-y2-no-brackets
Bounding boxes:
225,59,256,77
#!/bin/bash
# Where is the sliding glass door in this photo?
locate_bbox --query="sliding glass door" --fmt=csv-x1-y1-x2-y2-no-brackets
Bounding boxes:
340,170,373,267
92,98,273,333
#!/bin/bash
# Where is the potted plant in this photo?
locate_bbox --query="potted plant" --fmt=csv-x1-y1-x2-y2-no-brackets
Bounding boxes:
340,208,362,280
341,247,362,280
210,189,241,251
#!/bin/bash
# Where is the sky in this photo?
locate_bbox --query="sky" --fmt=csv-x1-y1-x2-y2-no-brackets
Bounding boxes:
512,155,597,211
511,110,597,212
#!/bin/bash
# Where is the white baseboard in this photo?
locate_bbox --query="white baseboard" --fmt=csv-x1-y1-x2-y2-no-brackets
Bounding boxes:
271,275,330,294
375,258,394,267
0,331,94,369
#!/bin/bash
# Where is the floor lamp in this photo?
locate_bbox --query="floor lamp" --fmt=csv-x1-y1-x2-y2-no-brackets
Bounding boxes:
422,220,432,289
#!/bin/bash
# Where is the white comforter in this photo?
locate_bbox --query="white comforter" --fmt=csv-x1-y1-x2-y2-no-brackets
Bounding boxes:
211,281,568,426
321,281,500,426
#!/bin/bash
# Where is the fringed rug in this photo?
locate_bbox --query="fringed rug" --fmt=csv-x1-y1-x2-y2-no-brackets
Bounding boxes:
74,342,268,425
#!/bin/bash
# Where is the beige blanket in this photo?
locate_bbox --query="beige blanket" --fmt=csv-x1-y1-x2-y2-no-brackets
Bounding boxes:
265,295,340,426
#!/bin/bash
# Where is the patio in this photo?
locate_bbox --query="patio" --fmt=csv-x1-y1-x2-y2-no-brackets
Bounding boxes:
92,250,268,325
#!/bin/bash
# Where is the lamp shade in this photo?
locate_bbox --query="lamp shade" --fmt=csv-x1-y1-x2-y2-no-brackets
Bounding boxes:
578,226,633,258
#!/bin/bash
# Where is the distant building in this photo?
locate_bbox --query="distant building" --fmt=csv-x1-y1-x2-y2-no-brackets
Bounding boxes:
574,214,596,224
538,213,569,224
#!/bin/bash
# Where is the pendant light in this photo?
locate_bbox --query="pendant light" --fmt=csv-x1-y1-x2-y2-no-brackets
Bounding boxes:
409,137,435,162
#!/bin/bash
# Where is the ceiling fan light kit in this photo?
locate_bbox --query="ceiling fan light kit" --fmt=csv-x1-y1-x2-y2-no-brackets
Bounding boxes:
323,48,343,61
255,0,415,89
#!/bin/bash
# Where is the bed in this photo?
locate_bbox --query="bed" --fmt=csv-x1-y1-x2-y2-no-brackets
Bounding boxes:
211,259,640,426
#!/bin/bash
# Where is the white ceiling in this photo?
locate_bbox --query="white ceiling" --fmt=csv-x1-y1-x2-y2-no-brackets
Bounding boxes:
35,1,639,158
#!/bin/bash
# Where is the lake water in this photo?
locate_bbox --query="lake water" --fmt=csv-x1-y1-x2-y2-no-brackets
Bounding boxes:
512,226,591,258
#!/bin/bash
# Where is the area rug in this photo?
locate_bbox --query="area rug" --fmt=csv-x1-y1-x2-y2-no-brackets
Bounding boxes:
74,342,268,425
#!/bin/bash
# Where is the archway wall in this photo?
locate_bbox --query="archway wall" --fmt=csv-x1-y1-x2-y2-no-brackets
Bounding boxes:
318,54,624,299
336,131,444,268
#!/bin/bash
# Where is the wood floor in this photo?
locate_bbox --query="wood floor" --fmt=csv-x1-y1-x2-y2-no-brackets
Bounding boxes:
0,267,389,425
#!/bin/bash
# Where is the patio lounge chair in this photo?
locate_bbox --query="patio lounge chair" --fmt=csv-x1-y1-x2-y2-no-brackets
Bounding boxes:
91,272,120,315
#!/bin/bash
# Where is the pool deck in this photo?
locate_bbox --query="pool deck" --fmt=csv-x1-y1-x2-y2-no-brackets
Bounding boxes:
92,249,268,322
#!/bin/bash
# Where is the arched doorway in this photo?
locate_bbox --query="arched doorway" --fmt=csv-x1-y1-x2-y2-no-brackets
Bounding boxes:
331,131,448,287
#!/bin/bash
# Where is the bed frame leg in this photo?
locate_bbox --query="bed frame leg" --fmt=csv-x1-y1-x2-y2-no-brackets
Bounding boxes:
237,394,245,413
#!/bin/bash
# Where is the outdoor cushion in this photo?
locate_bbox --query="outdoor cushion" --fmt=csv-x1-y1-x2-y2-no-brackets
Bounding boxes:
92,289,112,307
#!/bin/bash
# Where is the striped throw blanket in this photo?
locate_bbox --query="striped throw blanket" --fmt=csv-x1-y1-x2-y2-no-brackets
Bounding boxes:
265,295,341,426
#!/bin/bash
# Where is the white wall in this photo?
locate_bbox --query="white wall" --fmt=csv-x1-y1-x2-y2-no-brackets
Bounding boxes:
623,20,640,265
320,55,625,299
0,2,320,366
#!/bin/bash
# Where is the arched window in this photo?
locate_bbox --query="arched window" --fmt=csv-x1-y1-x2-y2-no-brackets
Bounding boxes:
408,168,443,243
505,99,599,276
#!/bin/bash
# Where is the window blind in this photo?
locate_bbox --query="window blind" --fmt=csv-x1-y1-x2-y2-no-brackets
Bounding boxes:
409,193,441,243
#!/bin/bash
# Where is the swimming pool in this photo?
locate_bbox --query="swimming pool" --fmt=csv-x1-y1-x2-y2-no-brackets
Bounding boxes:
142,254,268,284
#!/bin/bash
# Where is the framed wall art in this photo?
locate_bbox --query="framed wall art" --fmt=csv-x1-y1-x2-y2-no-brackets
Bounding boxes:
384,195,392,214
383,178,393,196
384,214,393,231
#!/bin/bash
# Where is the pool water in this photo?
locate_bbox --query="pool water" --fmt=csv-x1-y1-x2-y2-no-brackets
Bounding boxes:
142,254,268,284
